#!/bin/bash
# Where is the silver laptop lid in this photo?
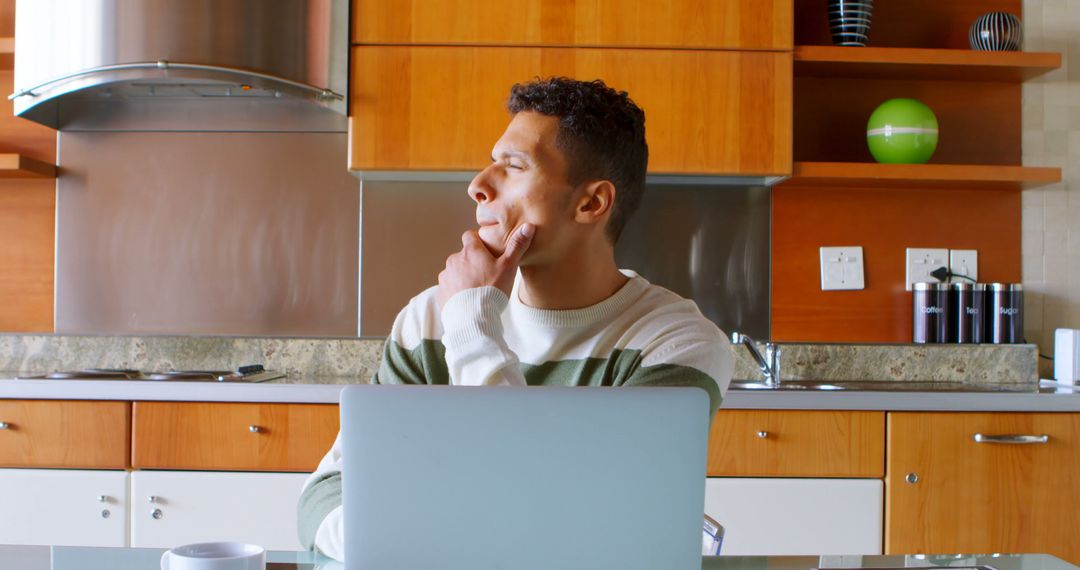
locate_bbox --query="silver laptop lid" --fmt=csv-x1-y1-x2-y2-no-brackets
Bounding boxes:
341,385,710,570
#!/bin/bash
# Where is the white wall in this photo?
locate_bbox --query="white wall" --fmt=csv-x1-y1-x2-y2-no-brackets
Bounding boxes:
1022,0,1080,369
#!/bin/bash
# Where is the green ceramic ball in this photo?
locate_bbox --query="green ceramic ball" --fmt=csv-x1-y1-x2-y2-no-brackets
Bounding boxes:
866,98,939,164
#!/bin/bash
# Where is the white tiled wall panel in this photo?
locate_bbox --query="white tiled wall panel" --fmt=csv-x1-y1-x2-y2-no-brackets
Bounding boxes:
1023,0,1080,367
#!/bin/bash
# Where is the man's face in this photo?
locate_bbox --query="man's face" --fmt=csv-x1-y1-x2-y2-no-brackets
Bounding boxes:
467,111,581,263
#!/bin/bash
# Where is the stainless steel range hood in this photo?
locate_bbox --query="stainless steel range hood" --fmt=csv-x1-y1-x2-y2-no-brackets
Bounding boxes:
13,0,348,132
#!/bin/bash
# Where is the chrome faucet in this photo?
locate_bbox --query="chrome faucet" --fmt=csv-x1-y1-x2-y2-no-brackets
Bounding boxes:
731,332,782,388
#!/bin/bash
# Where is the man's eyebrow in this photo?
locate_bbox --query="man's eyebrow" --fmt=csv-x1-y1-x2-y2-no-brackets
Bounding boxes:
491,150,531,162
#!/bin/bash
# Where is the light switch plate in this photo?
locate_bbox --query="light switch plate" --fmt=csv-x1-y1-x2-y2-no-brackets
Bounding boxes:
949,249,978,282
820,246,865,291
905,248,949,291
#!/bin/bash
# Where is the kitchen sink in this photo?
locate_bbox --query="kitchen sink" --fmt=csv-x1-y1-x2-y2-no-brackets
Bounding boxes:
729,380,1039,393
732,380,850,391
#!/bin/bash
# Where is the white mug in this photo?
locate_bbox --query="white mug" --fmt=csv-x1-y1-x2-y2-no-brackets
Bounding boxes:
160,541,266,570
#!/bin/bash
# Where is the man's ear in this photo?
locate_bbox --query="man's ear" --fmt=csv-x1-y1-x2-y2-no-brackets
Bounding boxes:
574,180,616,225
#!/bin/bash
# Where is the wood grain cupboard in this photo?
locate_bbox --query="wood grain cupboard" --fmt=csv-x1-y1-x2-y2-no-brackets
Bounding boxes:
349,46,792,176
707,410,885,477
130,471,310,550
705,410,885,555
0,400,130,468
704,478,883,555
0,180,54,333
0,69,57,333
132,402,339,472
353,0,793,51
886,412,1080,565
0,469,129,547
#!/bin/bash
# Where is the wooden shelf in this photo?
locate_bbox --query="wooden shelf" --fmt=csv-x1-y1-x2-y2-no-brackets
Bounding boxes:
794,45,1061,82
0,36,12,70
0,154,57,178
782,161,1061,190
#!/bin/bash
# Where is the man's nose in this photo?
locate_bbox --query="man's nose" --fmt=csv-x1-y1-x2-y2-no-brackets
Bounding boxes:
467,168,495,204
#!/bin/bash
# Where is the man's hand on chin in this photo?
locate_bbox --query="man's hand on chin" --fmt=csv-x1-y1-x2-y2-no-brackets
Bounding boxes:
437,223,535,308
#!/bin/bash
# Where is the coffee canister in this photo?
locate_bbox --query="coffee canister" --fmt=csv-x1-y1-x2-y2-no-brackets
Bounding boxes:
987,283,1024,344
949,283,984,344
913,282,949,344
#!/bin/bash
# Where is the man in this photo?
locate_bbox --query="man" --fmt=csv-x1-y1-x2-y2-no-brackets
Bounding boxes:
297,77,733,560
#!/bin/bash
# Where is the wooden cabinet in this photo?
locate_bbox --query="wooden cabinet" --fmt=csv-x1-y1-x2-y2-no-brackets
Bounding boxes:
132,402,338,472
887,412,1080,565
707,410,885,477
349,46,792,176
0,469,129,547
705,410,885,555
130,471,309,550
0,0,59,332
704,478,882,555
0,400,130,468
353,0,792,51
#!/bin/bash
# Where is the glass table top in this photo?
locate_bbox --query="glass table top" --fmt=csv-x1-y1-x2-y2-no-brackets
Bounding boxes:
2,546,1077,570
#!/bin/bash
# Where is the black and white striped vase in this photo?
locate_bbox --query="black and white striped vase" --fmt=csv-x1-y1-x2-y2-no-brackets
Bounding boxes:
969,12,1023,51
828,0,873,47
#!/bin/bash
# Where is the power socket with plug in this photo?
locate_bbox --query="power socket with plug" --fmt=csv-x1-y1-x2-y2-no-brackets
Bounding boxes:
905,248,949,291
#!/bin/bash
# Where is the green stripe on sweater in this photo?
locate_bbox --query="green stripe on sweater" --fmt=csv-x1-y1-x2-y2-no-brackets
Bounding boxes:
377,339,722,413
297,472,341,552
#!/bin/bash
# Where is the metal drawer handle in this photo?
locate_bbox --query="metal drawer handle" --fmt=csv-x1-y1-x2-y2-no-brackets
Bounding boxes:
0,421,10,430
756,431,769,439
249,425,261,433
973,433,1049,444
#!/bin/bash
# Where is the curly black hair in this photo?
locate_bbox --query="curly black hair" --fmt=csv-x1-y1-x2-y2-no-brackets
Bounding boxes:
507,77,648,244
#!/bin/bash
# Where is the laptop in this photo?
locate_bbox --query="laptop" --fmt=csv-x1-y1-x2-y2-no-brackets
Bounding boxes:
340,385,711,570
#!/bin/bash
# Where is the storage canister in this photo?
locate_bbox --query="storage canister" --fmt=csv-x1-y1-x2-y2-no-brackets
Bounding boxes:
949,282,984,344
913,282,949,344
986,283,1024,344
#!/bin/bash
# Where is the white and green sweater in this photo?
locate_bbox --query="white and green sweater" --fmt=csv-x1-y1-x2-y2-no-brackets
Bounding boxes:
297,270,734,560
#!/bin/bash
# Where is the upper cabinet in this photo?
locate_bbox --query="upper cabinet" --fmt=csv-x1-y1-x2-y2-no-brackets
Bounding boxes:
353,0,793,51
349,46,792,175
348,0,794,176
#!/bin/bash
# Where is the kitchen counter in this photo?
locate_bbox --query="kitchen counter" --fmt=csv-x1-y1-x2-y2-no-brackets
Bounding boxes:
3,373,1080,411
5,546,1079,570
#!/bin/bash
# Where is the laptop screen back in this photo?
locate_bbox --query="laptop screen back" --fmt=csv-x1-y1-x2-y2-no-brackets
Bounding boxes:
341,385,710,570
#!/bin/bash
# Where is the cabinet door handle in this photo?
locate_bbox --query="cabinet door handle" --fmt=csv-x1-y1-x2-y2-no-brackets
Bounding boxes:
0,421,10,430
249,425,262,433
973,433,1049,444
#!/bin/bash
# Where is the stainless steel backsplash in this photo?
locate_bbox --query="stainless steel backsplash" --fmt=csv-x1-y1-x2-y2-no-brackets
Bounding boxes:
54,138,768,338
55,131,359,336
361,180,770,338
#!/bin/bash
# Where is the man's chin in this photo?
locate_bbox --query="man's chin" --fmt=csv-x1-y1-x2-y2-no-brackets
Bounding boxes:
477,232,505,256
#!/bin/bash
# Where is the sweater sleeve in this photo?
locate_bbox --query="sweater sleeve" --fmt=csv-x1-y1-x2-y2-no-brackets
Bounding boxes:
439,286,527,386
296,433,345,560
297,293,438,561
621,331,734,417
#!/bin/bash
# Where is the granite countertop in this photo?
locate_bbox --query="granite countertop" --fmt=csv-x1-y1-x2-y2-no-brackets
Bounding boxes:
3,372,1080,411
0,334,1059,410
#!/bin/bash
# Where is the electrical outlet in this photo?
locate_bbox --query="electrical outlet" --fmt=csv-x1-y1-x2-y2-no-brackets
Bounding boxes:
820,246,865,290
949,249,978,282
905,248,949,291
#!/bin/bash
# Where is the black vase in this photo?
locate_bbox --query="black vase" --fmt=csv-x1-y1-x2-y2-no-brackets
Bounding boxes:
969,12,1023,51
829,0,873,47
